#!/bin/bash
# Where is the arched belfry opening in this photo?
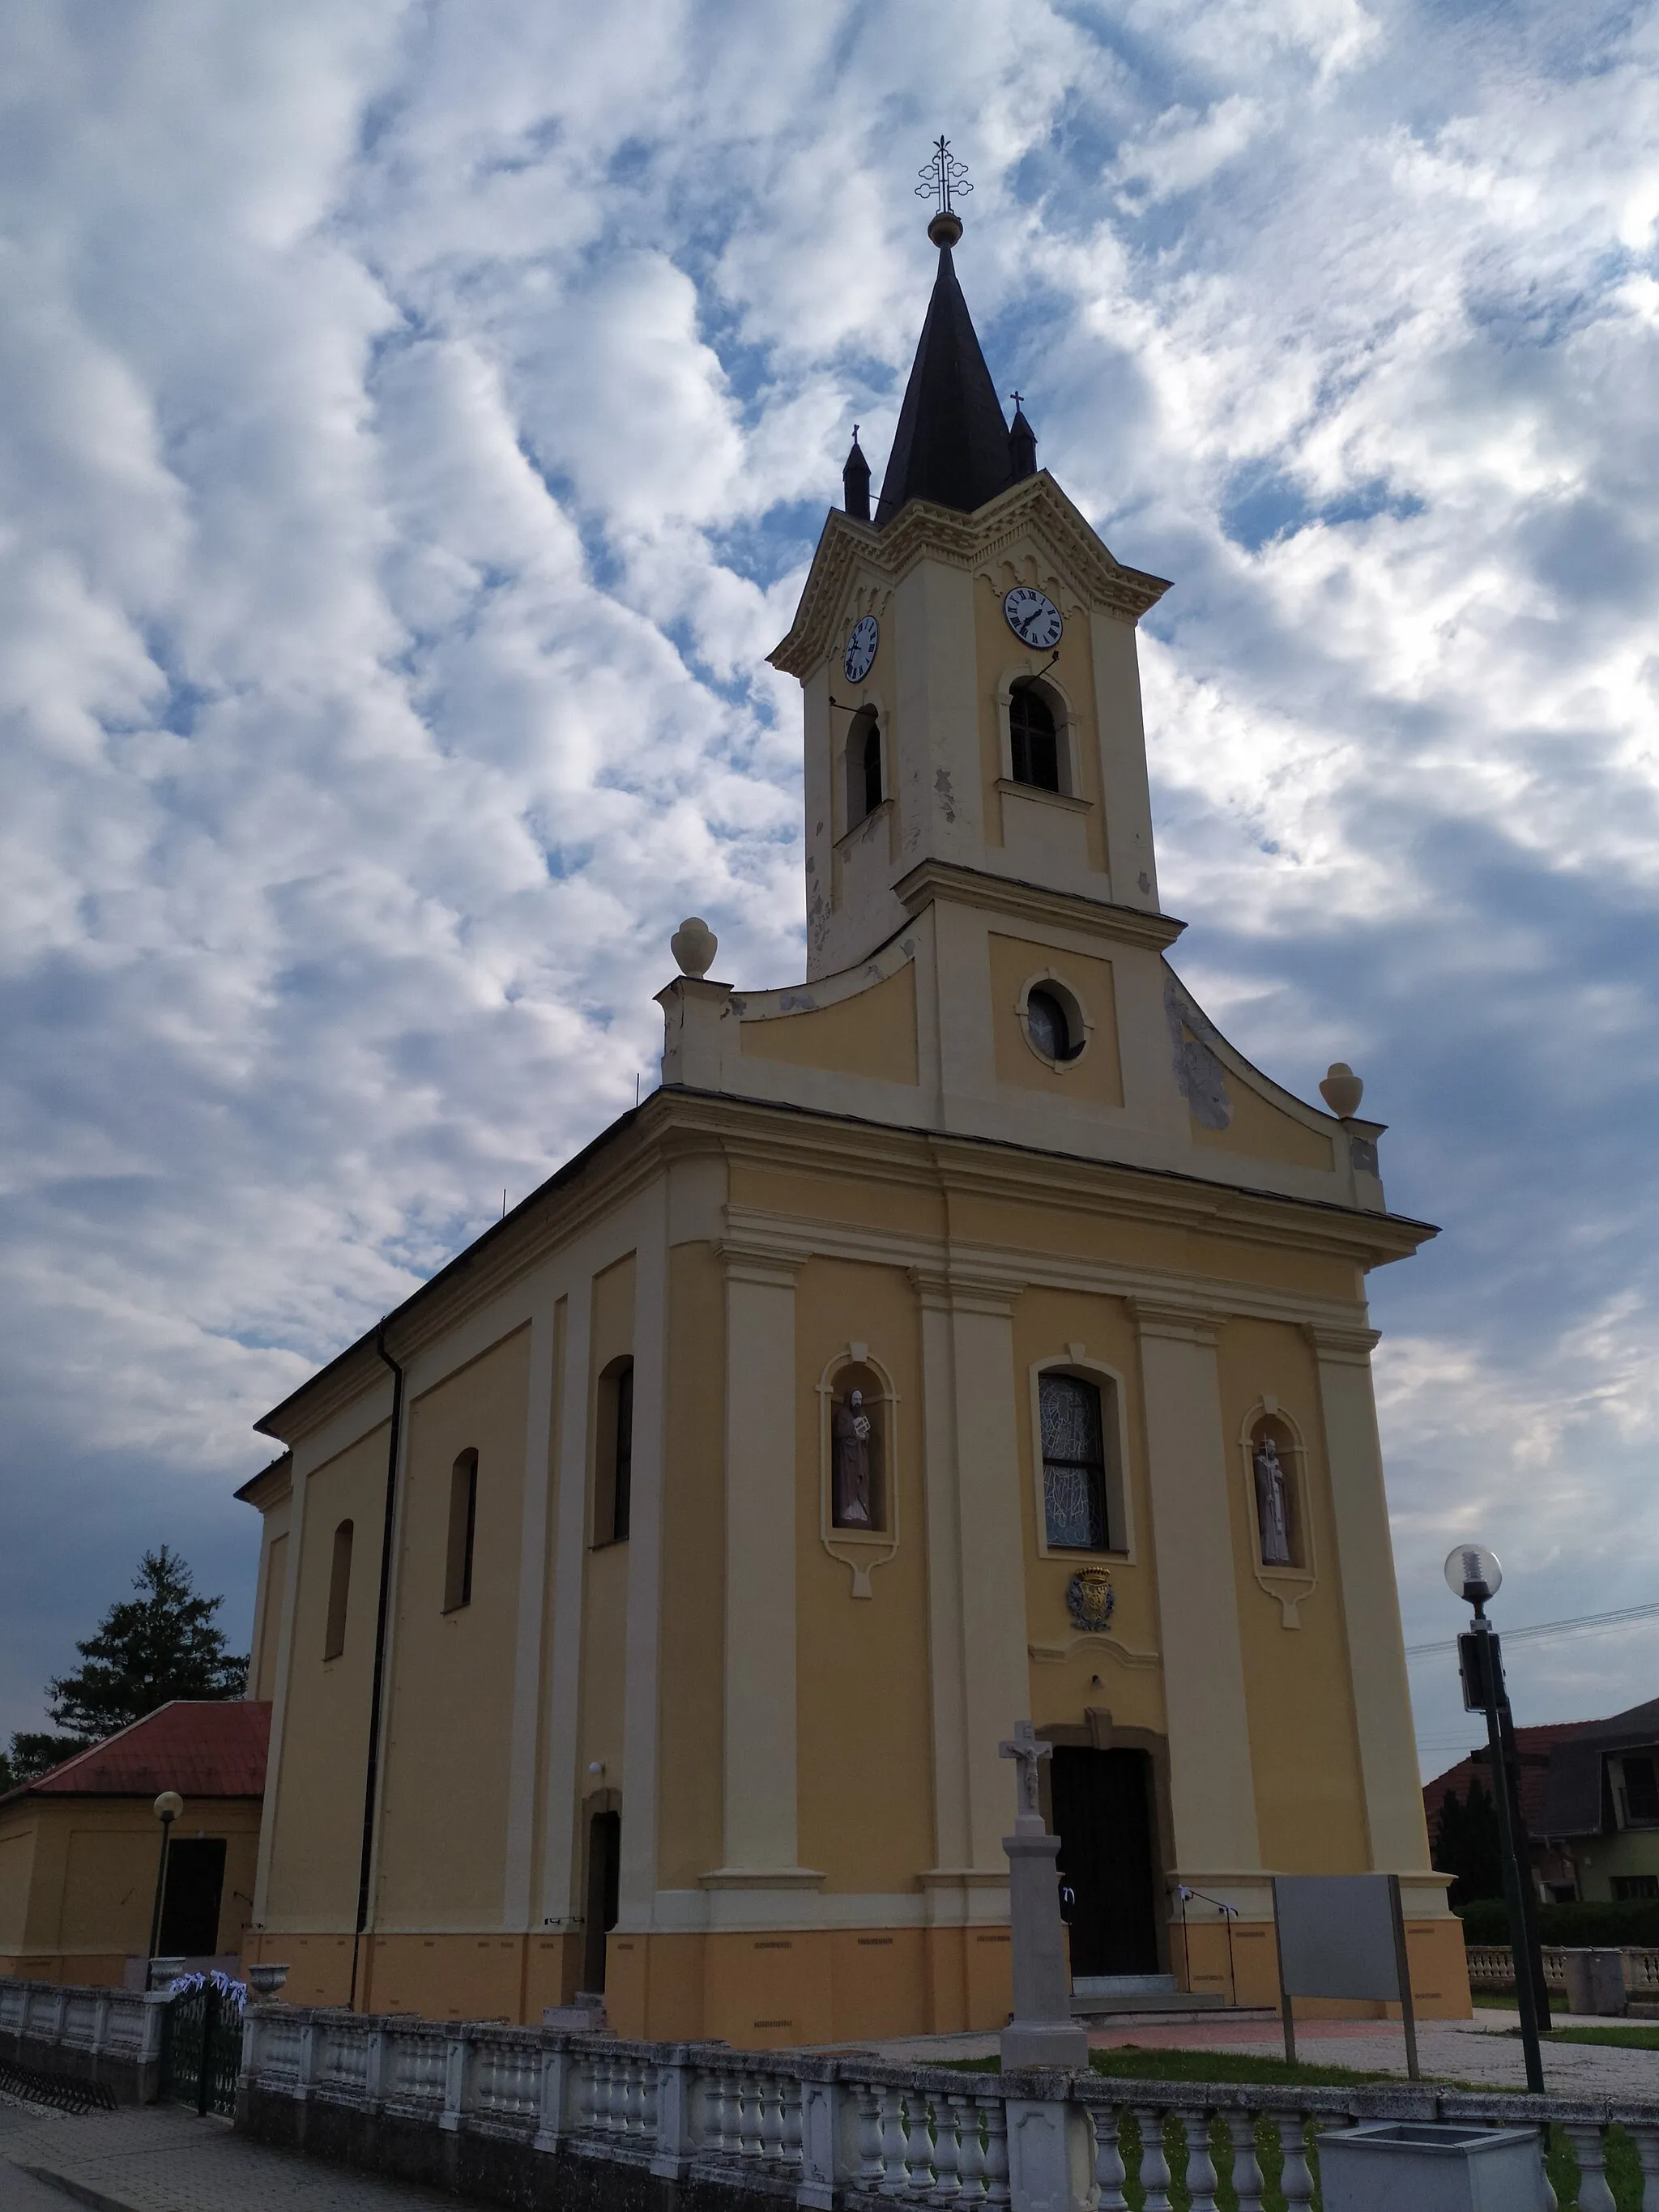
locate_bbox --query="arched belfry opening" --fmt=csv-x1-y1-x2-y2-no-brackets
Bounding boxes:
846,709,882,829
1009,681,1060,793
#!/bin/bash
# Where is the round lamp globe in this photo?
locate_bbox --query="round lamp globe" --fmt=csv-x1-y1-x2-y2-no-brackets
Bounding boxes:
1444,1543,1503,1602
153,1790,184,1823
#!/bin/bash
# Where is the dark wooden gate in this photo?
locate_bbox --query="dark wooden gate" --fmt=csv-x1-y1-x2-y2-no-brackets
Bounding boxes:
1050,1745,1160,1976
159,1976,242,2117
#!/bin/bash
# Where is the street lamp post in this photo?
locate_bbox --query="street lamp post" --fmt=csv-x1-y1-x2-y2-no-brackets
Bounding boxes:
147,1789,183,1973
1444,1544,1550,2094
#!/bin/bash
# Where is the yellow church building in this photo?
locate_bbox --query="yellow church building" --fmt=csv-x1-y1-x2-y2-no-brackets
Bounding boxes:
240,187,1468,2046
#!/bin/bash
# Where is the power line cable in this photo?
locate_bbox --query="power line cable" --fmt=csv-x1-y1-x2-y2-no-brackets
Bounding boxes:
1404,1598,1659,1661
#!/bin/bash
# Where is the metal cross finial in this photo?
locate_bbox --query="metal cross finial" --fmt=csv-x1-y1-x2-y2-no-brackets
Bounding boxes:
1010,390,1024,411
916,134,973,215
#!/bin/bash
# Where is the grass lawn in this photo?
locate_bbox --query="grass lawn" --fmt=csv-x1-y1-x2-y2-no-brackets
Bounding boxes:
1086,2044,1398,2090
1543,2022,1659,2052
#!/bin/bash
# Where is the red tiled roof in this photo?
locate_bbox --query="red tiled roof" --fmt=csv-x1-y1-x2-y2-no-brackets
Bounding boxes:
13,1702,270,1801
1422,1720,1608,1842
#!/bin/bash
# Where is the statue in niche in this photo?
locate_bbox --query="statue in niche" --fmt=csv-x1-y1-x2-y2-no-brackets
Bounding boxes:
1253,1432,1293,1566
832,1388,876,1528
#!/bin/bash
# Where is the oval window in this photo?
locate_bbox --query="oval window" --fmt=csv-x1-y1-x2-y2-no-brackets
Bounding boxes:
1026,986,1081,1063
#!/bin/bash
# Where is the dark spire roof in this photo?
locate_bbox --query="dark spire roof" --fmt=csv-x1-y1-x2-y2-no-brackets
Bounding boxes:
875,227,1014,527
1009,395,1037,481
842,427,871,522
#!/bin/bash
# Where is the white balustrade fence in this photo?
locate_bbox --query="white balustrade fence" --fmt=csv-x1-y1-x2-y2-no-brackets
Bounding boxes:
241,2004,1659,2212
0,1977,162,2066
1467,1946,1659,2003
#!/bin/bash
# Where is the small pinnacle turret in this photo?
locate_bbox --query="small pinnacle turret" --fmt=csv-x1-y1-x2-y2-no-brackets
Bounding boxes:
1009,394,1036,481
842,427,871,522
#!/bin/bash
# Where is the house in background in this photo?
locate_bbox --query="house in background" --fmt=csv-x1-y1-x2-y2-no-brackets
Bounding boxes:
1423,1695,1659,1905
0,1700,270,1987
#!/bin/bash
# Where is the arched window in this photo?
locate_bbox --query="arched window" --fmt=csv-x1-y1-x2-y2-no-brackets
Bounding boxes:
1040,1373,1110,1549
1024,985,1083,1063
444,1450,478,1612
1009,684,1060,792
596,1358,633,1545
846,710,882,829
323,1519,352,1660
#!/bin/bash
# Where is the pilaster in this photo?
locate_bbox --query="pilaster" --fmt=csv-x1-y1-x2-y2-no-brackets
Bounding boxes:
1132,1298,1261,1873
501,1292,561,1928
1306,1321,1431,1871
538,1285,593,1930
617,1189,671,1919
911,1267,1031,1873
706,1239,815,1881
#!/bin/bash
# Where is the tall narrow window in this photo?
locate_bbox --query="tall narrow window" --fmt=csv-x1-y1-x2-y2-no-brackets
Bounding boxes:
323,1519,352,1660
611,1363,633,1544
1040,1373,1109,1550
1009,685,1060,792
846,710,881,829
444,1450,478,1612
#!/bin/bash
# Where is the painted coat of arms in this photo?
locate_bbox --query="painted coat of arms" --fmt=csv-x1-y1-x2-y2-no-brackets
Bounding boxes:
1065,1566,1115,1633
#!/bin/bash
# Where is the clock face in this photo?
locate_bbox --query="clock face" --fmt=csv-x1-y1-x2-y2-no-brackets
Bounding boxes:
1004,586,1063,650
842,615,879,684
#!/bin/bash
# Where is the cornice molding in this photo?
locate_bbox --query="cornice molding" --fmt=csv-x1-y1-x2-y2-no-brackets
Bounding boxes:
715,1237,806,1289
906,1264,1022,1318
1303,1322,1383,1364
893,858,1186,953
767,474,1172,681
1128,1297,1225,1348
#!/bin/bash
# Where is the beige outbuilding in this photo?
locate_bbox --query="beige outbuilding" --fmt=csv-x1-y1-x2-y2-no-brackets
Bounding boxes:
0,1701,269,1988
241,205,1468,2044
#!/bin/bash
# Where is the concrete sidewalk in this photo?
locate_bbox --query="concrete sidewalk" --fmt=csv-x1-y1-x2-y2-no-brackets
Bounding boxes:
0,2098,458,2210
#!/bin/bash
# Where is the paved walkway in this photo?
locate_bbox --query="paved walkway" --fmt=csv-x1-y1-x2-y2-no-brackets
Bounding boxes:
864,2005,1659,2102
0,2099,457,2210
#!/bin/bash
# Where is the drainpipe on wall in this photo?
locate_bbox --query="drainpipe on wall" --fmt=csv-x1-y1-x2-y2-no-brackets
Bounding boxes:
350,1323,405,2012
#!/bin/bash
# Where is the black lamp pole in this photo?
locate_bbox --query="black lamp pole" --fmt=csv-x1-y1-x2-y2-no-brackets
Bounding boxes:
1457,1578,1550,2092
147,1792,181,1971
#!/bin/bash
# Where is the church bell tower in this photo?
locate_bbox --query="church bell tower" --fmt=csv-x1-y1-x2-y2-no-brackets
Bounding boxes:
771,157,1173,983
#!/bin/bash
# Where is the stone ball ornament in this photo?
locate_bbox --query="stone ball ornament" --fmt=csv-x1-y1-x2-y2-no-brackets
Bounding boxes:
1320,1062,1364,1119
670,917,718,978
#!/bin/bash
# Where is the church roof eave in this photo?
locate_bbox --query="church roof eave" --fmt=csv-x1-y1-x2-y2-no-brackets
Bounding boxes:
770,471,1171,682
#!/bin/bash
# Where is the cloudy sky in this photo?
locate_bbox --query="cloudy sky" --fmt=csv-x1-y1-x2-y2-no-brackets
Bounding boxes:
3,0,1657,1776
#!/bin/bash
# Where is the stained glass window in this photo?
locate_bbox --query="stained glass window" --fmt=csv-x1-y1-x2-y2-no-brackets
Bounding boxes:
1041,1373,1109,1550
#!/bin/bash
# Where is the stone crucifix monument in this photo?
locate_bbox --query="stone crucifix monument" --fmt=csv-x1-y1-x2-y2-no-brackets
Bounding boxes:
998,1720,1090,2070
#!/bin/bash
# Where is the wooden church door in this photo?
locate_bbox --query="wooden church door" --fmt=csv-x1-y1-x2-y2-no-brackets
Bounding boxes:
1050,1747,1159,1977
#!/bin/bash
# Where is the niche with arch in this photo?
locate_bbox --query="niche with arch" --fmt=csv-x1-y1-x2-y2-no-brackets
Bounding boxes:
816,1344,900,1598
444,1451,478,1613
1239,1398,1317,1626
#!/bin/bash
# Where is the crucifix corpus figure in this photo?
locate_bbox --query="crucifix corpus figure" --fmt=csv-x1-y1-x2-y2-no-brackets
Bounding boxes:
832,1388,874,1527
1253,1434,1292,1566
999,1718,1053,1835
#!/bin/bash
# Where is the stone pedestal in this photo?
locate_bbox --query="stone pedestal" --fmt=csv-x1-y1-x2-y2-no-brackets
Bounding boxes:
1000,1829,1089,2071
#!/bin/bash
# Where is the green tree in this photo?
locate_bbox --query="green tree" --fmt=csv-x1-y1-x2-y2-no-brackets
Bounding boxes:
1433,1771,1504,1907
5,1548,247,1787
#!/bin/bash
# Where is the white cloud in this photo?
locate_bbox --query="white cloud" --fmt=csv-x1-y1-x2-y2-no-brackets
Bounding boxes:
1,0,1657,1754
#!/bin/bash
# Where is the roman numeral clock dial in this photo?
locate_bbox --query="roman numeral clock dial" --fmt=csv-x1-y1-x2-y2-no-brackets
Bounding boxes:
1003,586,1063,650
842,616,879,684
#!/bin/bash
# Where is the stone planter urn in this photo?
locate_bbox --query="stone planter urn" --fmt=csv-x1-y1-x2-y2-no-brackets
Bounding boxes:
246,1963,290,1998
1319,2120,1544,2212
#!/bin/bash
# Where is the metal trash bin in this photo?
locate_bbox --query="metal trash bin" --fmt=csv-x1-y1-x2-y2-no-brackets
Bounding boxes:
1318,2120,1546,2212
1562,1946,1627,2016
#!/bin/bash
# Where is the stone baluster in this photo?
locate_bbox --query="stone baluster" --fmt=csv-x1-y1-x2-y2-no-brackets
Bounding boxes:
1224,2112,1264,2212
715,2069,741,2156
855,2082,885,2189
957,2093,987,2204
979,2094,1010,2210
905,2092,935,2194
439,2031,468,2136
1628,2121,1659,2211
932,2091,966,2204
621,2058,642,2137
1179,2110,1218,2212
1091,2104,1128,2212
1565,2124,1618,2212
1132,2108,1172,2212
760,2072,784,2163
738,2070,764,2159
591,2056,613,2133
1273,2112,1315,2212
779,2077,804,2169
881,2086,910,2194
